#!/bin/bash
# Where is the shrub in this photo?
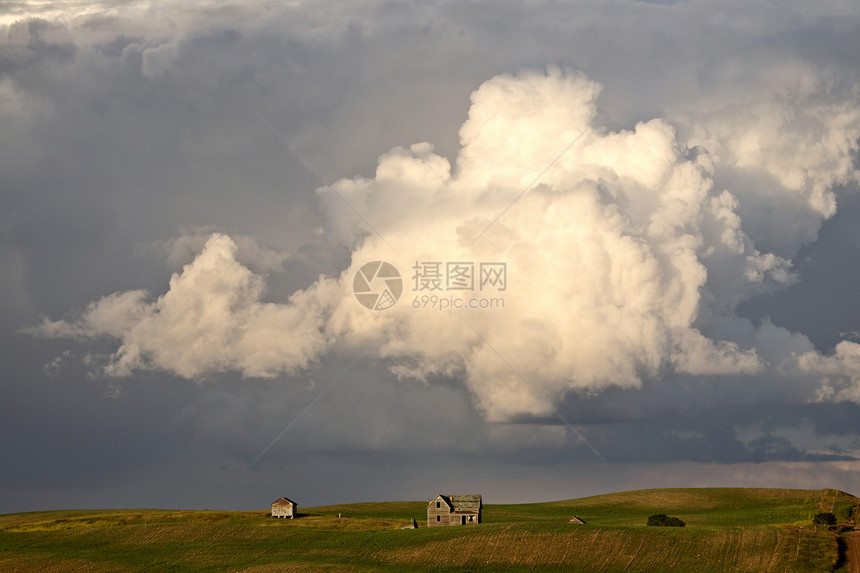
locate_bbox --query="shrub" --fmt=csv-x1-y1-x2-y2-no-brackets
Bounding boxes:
647,514,686,527
812,512,836,525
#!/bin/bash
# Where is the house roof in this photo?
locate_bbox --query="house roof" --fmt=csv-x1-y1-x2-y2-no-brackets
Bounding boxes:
428,494,482,512
272,497,296,505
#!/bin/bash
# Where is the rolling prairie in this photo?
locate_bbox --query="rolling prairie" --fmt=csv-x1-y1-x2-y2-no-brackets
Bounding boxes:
1,488,856,572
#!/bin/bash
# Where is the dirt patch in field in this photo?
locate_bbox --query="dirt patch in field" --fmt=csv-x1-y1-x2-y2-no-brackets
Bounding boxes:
0,556,122,573
240,565,355,573
847,531,860,573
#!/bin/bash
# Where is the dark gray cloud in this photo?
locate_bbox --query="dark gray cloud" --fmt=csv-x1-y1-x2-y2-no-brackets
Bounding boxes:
3,0,860,514
739,190,860,352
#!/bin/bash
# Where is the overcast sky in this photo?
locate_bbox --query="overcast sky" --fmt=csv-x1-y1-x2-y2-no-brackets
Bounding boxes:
3,0,860,514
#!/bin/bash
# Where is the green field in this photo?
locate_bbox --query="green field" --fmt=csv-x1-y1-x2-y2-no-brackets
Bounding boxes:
1,488,856,572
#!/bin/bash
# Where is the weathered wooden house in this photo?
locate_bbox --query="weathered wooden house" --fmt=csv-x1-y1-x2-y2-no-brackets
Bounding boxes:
427,494,482,527
271,497,297,518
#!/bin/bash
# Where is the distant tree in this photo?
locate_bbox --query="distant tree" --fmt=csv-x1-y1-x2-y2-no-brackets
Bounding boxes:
647,514,686,527
812,512,836,525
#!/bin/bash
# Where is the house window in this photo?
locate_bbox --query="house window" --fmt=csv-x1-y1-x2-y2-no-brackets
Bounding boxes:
436,502,440,508
469,515,473,522
436,515,440,522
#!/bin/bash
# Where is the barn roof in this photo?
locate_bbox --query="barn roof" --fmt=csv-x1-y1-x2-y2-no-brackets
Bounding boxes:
272,497,296,505
429,494,482,512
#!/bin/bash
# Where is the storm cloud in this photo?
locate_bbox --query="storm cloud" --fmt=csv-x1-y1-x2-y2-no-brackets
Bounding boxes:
4,0,860,512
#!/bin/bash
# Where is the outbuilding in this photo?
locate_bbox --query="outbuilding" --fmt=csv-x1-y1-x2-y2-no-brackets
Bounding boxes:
271,497,297,518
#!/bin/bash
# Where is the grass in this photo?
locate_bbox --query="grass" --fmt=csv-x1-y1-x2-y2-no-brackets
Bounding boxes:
1,488,856,572
487,487,859,527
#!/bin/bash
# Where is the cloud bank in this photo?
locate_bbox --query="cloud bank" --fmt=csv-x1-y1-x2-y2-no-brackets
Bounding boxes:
30,66,860,421
7,0,860,513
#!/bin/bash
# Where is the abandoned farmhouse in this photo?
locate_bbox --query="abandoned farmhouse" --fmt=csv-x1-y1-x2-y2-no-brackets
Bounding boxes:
427,494,482,527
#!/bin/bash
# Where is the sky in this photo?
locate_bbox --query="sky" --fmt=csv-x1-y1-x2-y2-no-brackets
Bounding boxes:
3,0,860,514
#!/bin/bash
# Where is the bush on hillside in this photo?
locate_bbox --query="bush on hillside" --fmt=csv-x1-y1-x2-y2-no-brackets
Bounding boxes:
812,512,836,525
647,514,686,527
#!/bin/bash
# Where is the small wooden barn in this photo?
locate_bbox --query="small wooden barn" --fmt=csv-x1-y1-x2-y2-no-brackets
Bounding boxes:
271,497,297,518
427,494,482,527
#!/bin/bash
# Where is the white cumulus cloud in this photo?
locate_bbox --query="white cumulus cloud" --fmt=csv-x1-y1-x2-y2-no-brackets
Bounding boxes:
30,67,860,421
30,234,332,379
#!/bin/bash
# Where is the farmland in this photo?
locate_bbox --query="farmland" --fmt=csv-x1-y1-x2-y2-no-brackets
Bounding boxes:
1,488,857,572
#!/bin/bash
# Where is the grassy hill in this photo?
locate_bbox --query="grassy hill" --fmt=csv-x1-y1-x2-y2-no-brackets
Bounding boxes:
1,488,857,572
